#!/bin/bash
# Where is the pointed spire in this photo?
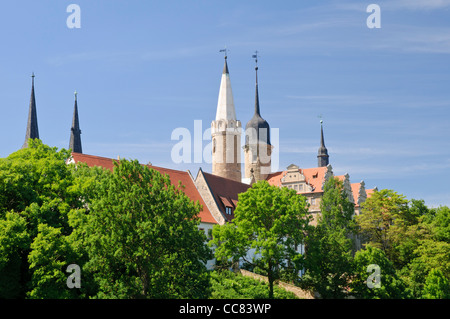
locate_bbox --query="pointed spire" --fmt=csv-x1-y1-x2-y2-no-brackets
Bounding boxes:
69,90,82,153
223,55,229,74
252,50,260,116
215,54,236,121
22,72,39,149
254,63,261,116
220,47,229,74
245,51,270,146
317,120,329,167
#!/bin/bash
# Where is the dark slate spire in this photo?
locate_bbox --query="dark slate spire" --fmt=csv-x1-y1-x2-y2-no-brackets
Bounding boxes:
22,73,39,149
254,64,260,116
245,52,270,146
317,120,329,167
69,91,82,153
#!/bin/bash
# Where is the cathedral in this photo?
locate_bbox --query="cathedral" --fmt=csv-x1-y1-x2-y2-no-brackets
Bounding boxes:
20,55,376,234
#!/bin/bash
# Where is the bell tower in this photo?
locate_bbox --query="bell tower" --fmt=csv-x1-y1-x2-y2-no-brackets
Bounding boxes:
211,54,242,182
244,52,272,182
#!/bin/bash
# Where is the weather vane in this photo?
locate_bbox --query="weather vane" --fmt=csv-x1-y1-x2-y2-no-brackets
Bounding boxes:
219,46,228,59
252,50,259,67
318,114,323,124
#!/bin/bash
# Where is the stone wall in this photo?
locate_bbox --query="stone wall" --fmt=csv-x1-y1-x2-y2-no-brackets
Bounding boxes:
239,269,315,299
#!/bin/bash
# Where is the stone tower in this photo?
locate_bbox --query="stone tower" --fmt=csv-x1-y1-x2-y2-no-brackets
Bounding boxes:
69,91,83,153
244,56,272,182
317,120,329,167
211,56,242,182
22,73,39,149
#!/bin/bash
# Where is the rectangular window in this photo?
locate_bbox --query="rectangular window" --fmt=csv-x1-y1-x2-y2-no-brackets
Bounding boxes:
225,207,232,215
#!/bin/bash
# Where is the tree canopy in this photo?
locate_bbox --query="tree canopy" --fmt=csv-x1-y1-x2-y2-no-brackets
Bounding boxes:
0,140,212,299
210,180,310,299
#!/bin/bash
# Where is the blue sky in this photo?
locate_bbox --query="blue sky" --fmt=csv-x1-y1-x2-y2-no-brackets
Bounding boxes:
0,0,449,207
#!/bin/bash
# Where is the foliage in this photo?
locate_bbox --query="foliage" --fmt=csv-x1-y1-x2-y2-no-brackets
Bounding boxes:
69,158,212,298
209,270,297,299
0,212,30,298
350,245,410,299
1,140,449,299
27,224,79,299
356,189,411,267
423,206,450,243
210,180,310,299
422,269,450,299
401,239,450,298
300,177,356,299
0,140,212,299
0,139,78,298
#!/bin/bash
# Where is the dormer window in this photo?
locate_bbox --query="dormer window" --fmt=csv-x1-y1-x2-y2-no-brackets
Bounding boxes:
225,206,232,215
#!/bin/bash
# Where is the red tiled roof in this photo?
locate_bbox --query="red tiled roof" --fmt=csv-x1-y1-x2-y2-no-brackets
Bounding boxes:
70,153,217,224
301,167,328,193
351,183,361,207
266,166,328,194
200,171,251,222
366,188,376,198
219,196,233,208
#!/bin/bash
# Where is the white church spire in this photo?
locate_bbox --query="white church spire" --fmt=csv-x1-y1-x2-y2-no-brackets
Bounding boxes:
215,56,237,121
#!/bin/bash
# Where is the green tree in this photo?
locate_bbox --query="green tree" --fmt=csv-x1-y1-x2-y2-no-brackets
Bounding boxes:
69,159,212,298
422,268,450,299
0,212,30,298
350,245,410,299
210,180,310,299
27,224,79,299
0,139,80,298
356,189,413,267
300,177,356,299
402,239,450,298
423,206,450,243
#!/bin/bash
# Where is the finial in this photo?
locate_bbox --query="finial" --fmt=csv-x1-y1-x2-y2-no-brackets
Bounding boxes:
318,114,323,124
219,47,228,59
31,72,35,85
252,50,259,69
74,90,78,100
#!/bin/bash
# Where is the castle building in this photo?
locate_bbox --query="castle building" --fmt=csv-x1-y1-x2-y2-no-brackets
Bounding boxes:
19,54,376,235
14,55,380,272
